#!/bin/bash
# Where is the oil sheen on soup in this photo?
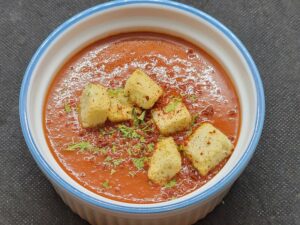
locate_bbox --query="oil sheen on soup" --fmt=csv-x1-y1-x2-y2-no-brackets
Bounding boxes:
44,32,240,203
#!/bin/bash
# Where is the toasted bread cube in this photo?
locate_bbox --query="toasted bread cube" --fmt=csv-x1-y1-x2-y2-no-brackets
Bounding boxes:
148,137,181,185
124,69,163,109
184,123,234,176
152,99,192,135
79,83,110,128
107,88,135,122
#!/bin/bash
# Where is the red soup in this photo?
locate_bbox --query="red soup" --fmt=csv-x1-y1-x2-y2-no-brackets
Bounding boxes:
44,32,240,203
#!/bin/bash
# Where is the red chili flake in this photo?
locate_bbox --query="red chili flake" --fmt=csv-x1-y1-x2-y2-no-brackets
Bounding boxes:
201,105,214,117
167,71,175,77
228,136,235,142
190,171,200,181
78,130,86,137
145,63,153,70
98,140,109,148
227,109,237,117
186,48,194,55
114,187,121,192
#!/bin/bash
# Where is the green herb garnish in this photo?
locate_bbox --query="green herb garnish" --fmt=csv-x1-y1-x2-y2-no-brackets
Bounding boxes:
64,103,72,113
191,115,199,126
141,122,154,133
164,179,177,188
112,145,117,154
127,149,133,156
138,111,146,121
104,156,124,167
147,143,155,152
66,141,99,153
132,108,146,126
112,158,124,167
102,180,111,189
188,94,197,102
132,108,139,126
99,147,108,155
104,156,112,162
128,171,136,177
132,157,148,170
99,128,115,137
140,136,146,143
164,98,181,113
118,125,141,139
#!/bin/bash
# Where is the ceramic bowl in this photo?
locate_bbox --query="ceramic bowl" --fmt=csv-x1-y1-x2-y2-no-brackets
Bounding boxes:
19,1,265,225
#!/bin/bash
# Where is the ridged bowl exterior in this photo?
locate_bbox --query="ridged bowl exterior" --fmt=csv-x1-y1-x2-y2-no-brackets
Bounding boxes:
53,184,230,225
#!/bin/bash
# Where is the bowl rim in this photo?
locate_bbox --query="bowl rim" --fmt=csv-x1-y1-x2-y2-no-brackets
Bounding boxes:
19,0,265,214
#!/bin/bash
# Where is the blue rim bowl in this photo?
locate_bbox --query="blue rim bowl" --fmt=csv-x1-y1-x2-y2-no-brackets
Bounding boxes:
19,0,265,214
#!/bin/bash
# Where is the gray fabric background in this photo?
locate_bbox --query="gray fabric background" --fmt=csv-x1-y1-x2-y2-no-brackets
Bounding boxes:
0,0,299,224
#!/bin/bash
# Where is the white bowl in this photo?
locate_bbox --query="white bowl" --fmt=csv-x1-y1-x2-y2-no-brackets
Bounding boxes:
19,1,265,225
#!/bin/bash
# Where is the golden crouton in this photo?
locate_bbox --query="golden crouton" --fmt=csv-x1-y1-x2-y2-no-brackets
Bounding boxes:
107,88,135,122
124,69,163,109
79,83,110,128
148,137,181,185
184,123,234,176
151,98,192,135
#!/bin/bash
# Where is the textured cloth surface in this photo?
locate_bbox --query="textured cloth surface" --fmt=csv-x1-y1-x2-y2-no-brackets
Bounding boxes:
0,0,299,225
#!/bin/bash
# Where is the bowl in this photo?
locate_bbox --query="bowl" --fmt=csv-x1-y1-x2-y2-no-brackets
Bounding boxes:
19,1,265,225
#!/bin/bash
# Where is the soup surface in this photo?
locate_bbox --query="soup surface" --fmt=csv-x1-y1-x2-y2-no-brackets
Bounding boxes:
44,32,240,203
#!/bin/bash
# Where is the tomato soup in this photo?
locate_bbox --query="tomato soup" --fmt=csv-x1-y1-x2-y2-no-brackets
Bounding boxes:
44,32,240,203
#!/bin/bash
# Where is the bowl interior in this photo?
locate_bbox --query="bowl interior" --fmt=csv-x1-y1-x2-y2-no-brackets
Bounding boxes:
21,2,260,209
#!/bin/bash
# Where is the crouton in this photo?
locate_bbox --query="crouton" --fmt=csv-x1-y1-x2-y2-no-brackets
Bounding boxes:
148,137,181,185
184,123,234,176
124,69,163,109
79,83,110,128
107,88,135,122
152,98,192,135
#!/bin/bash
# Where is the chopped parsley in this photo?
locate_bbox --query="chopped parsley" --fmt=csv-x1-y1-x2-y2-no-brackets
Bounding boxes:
127,149,133,156
147,143,155,152
135,143,143,150
104,156,124,167
66,141,99,153
140,136,146,143
191,115,199,126
99,147,108,155
118,125,141,139
112,158,124,167
99,128,115,137
132,108,146,126
132,157,148,170
110,169,116,175
104,156,112,162
128,171,136,177
138,111,146,121
164,98,181,113
111,145,117,154
164,179,177,188
188,94,197,102
141,122,154,133
64,103,72,113
102,180,111,189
